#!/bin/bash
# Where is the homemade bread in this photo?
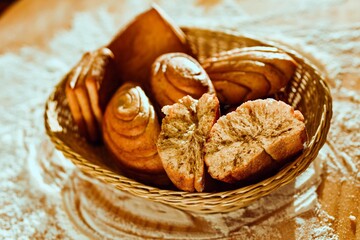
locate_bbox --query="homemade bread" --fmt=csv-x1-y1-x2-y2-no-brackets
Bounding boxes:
107,6,192,92
157,93,220,192
204,99,306,183
65,47,119,142
102,83,164,173
151,52,214,107
202,46,297,105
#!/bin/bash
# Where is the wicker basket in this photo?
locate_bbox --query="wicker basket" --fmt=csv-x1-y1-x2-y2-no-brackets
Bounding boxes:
44,27,332,214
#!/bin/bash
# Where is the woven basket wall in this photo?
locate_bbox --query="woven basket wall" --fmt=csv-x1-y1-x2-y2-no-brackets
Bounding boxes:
44,27,332,214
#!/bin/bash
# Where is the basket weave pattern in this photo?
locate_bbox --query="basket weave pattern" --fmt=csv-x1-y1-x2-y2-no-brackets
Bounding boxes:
45,28,332,214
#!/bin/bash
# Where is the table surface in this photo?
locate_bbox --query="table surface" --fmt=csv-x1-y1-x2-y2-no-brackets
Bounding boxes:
0,0,359,239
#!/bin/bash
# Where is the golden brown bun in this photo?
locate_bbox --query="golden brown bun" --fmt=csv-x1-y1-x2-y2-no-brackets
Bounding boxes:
65,48,119,143
204,99,306,183
107,6,192,92
85,48,119,127
150,53,215,108
65,52,93,140
102,82,164,174
202,46,297,105
157,93,220,192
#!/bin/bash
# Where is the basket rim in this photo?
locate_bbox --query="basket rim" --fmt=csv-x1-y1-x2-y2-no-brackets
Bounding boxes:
44,27,333,213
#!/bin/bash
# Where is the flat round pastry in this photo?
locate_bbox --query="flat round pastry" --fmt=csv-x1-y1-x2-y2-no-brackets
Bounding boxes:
204,99,306,183
150,52,214,107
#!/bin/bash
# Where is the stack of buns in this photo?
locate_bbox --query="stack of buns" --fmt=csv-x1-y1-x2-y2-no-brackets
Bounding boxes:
65,6,306,192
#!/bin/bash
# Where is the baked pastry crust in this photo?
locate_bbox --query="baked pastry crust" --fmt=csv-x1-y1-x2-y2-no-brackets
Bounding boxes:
157,93,220,192
102,82,163,173
204,99,306,183
202,46,297,105
65,52,93,140
107,6,192,92
65,48,119,142
151,52,214,107
85,48,119,127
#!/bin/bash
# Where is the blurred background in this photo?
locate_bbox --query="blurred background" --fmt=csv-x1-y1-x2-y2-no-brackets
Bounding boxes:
0,0,16,15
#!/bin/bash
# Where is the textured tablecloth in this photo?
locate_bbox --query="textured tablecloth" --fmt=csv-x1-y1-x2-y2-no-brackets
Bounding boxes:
0,0,359,239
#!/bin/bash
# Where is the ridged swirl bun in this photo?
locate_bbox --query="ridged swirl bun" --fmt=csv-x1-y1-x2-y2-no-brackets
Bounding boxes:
151,52,215,108
202,46,297,105
102,82,163,173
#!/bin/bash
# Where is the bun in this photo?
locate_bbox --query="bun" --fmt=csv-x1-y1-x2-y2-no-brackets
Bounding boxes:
204,99,306,183
151,52,214,107
102,83,163,174
65,48,119,142
157,93,220,192
202,46,297,105
85,48,119,127
107,6,192,92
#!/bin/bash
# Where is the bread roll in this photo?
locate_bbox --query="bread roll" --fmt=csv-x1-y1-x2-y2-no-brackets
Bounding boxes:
65,52,93,140
157,93,220,192
151,52,214,108
107,6,192,92
65,47,119,142
202,46,297,105
204,99,306,183
85,48,119,127
102,83,163,173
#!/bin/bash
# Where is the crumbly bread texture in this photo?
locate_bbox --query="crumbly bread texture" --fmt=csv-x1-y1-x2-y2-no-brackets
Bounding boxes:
202,46,297,105
204,99,306,183
157,93,220,192
102,83,164,173
151,52,214,107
